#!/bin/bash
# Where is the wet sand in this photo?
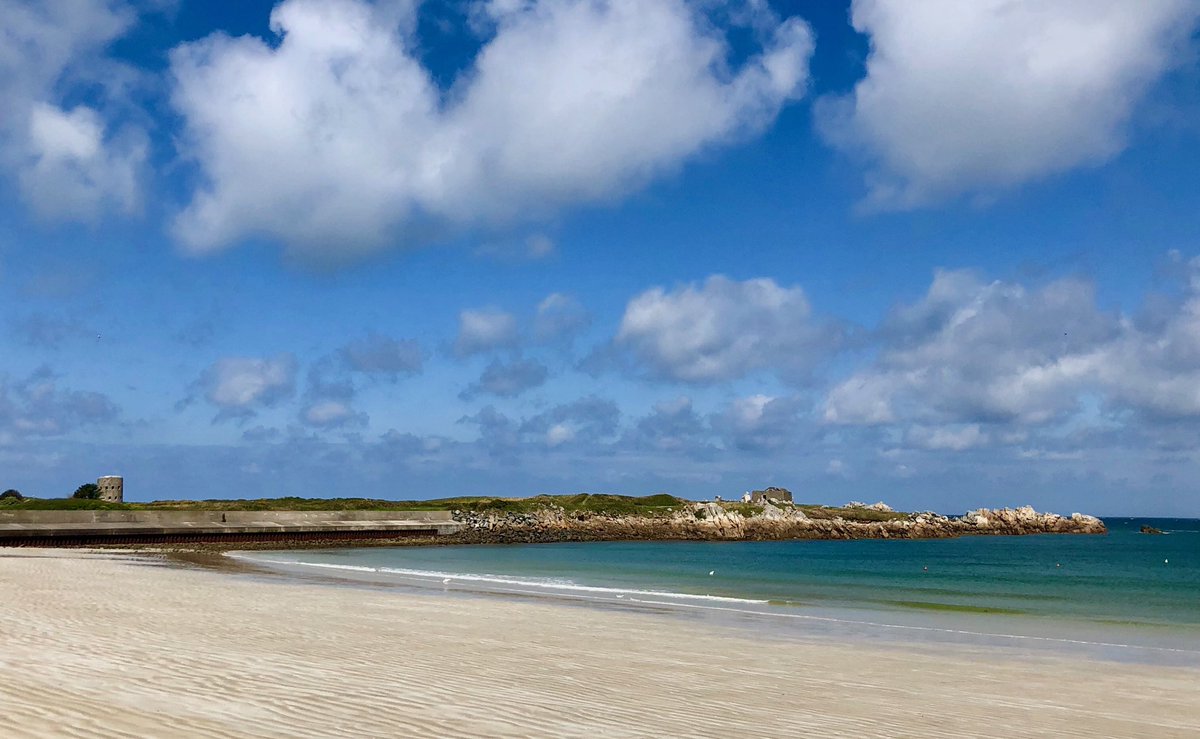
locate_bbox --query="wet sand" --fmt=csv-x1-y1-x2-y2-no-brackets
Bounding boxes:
1,549,1197,738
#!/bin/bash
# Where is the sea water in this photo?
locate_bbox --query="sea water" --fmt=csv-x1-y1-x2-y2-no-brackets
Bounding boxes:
239,517,1200,664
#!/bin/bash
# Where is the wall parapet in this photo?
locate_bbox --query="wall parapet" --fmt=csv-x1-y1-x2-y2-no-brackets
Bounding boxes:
0,509,454,525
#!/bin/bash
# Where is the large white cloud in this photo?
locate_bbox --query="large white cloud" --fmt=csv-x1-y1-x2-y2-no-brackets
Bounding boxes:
169,0,814,259
818,0,1200,209
824,270,1115,426
0,0,147,220
824,259,1200,441
616,275,834,383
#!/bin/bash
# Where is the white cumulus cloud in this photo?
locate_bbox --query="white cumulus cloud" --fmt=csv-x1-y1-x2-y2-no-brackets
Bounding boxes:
301,399,366,428
824,259,1200,450
823,269,1116,427
818,0,1200,209
193,354,298,421
0,0,147,220
169,0,814,259
545,423,575,448
454,308,519,357
533,292,590,343
616,275,834,383
905,424,987,452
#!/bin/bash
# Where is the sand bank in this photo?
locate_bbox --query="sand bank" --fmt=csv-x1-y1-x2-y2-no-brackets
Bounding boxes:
1,549,1197,738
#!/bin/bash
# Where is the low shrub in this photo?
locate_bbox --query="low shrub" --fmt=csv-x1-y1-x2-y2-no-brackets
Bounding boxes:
72,483,101,500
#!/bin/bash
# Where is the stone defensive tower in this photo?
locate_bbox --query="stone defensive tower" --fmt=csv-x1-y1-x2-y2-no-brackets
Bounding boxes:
97,476,123,503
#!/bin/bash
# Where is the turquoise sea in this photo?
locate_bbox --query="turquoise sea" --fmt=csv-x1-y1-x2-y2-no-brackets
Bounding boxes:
241,517,1200,665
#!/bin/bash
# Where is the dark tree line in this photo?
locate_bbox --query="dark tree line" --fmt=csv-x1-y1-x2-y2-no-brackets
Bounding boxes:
0,484,102,502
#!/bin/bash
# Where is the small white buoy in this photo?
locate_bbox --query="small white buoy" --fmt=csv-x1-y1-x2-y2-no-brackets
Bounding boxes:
709,570,715,576
1165,559,1169,564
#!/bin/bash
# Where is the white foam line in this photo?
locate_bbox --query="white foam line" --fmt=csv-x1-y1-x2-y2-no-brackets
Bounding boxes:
235,555,768,605
624,598,1200,655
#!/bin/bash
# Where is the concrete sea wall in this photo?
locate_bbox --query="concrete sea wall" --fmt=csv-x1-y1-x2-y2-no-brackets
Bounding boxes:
0,510,454,525
0,510,461,547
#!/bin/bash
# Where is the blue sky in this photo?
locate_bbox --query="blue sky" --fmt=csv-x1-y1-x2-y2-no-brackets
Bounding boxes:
3,0,1200,515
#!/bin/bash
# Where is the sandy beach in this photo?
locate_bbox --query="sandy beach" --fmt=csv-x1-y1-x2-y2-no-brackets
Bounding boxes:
1,549,1197,738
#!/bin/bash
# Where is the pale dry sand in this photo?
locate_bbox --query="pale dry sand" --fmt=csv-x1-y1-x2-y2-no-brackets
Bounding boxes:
1,550,1197,738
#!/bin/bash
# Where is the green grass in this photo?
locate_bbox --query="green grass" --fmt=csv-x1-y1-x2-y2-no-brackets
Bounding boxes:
0,498,133,511
796,505,909,522
129,497,448,512
718,502,765,517
545,493,684,515
451,493,687,516
711,501,908,522
2,493,914,520
2,493,690,516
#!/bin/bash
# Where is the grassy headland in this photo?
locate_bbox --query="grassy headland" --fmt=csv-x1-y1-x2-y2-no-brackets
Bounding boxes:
0,492,911,523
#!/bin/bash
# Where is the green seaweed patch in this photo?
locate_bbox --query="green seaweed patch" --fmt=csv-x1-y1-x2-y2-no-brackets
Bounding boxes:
884,600,1025,616
888,586,1068,602
1088,617,1187,629
765,599,809,608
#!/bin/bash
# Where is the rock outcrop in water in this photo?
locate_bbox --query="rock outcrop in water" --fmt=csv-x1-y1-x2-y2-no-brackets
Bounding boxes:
448,503,1106,544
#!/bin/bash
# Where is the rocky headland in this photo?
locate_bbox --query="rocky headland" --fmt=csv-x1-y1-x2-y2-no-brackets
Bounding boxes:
0,492,1105,550
448,501,1106,544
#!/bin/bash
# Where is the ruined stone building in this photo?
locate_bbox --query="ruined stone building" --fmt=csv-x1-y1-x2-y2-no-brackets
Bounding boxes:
97,476,123,503
743,487,793,504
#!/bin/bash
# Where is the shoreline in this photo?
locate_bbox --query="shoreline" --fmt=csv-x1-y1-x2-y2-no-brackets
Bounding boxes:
2,547,1198,737
230,545,1200,669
